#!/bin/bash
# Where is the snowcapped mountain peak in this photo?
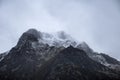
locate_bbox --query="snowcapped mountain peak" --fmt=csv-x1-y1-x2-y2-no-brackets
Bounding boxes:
17,29,79,48
39,31,77,47
0,28,120,80
17,28,95,53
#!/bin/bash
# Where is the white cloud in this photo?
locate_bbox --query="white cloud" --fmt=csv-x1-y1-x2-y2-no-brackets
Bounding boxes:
0,0,120,60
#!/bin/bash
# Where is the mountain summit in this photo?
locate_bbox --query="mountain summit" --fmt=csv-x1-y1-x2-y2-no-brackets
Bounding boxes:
0,28,120,80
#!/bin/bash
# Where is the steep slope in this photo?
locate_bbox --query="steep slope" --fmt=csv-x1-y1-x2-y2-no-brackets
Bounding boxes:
0,29,64,80
0,28,120,80
76,42,120,70
0,52,8,62
34,46,120,80
100,53,120,71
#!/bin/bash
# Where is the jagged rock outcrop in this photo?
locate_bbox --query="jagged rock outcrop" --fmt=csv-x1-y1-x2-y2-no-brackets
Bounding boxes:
0,28,120,80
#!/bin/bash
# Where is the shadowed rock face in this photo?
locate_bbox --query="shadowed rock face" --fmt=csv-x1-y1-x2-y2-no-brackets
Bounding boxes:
16,29,41,47
100,53,120,65
0,29,120,80
0,29,64,80
34,46,120,80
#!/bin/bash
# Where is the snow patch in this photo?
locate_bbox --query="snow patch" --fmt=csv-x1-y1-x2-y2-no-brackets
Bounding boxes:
29,30,120,70
37,31,78,48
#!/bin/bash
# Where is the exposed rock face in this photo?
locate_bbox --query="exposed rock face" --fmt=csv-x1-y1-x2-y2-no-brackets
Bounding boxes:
0,52,8,62
34,46,120,80
0,29,120,80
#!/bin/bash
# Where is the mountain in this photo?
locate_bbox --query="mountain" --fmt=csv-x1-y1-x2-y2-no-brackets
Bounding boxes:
0,28,120,80
0,52,8,62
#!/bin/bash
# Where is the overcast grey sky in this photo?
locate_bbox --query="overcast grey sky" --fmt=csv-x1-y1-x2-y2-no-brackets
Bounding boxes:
0,0,120,60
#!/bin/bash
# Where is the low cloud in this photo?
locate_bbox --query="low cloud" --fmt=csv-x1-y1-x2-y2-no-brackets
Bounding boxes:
0,0,120,60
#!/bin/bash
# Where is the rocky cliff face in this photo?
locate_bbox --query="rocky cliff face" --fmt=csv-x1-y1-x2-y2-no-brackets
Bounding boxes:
0,29,120,80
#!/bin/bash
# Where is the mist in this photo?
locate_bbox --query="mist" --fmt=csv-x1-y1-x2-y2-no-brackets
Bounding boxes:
0,0,120,60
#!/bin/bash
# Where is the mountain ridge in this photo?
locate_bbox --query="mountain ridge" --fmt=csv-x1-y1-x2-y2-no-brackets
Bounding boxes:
0,28,120,80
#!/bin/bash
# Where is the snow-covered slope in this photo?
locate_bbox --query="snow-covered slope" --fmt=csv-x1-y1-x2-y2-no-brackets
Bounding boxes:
22,29,120,68
0,28,120,80
1,29,120,71
39,31,78,48
20,29,91,50
30,29,120,67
